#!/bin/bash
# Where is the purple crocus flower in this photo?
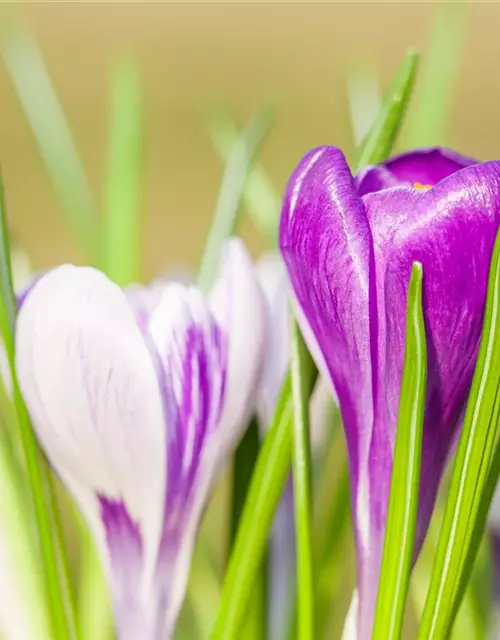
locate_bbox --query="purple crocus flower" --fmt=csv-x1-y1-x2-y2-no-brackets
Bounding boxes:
15,238,266,640
279,145,500,637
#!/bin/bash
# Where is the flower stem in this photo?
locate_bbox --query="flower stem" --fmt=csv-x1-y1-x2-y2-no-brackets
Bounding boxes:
290,319,315,640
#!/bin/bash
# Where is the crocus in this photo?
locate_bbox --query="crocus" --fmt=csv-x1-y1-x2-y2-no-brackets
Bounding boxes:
279,145,500,636
15,238,266,640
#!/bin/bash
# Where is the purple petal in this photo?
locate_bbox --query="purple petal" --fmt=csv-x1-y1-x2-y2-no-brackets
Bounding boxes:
280,146,375,512
356,147,477,196
15,266,166,639
280,145,500,636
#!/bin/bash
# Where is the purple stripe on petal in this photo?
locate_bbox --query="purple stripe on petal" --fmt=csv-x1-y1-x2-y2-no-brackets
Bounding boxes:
99,496,158,640
147,285,228,631
356,147,477,196
160,316,227,533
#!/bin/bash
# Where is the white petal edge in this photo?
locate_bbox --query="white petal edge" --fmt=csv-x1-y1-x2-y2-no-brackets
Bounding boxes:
15,266,166,597
255,251,290,430
209,237,267,450
342,589,359,640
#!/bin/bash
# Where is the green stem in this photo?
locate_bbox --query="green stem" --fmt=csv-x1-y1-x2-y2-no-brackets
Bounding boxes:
0,174,73,640
290,320,315,640
372,262,427,640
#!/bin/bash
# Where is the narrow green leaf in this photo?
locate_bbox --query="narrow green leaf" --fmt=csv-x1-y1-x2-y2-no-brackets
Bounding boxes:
448,424,500,627
411,505,485,640
206,107,280,246
102,56,142,286
356,49,419,168
197,108,274,290
0,175,73,639
211,48,419,640
372,262,427,640
211,374,294,640
402,1,467,148
1,23,98,259
290,320,315,640
0,418,52,640
229,417,266,640
418,229,500,639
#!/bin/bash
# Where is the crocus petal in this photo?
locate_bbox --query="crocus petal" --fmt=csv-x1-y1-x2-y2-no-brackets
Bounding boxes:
280,145,375,530
342,590,359,640
126,267,194,335
148,238,266,635
16,266,166,639
280,145,500,637
255,252,290,428
356,147,477,195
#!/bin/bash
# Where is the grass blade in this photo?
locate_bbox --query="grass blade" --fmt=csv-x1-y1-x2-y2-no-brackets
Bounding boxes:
372,262,427,640
206,107,280,246
402,1,467,148
211,374,295,640
1,23,98,259
197,107,274,290
356,49,419,168
418,229,500,639
290,320,315,640
229,417,266,640
102,55,142,286
0,174,74,639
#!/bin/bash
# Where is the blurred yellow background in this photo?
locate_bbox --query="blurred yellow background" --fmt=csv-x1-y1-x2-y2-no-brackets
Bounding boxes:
0,2,497,276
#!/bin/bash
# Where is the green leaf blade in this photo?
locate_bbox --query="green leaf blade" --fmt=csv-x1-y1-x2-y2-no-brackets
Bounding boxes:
290,320,315,640
1,23,99,260
0,175,74,640
356,49,419,170
418,229,500,639
206,107,280,246
197,107,275,290
372,262,427,640
102,55,142,287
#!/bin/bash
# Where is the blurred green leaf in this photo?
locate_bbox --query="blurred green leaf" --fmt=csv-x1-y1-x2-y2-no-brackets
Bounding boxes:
198,107,275,290
373,262,427,640
347,61,381,148
206,107,280,247
357,49,419,168
102,56,142,286
1,23,99,259
0,174,74,639
418,229,500,639
78,525,113,640
290,319,315,640
402,1,467,148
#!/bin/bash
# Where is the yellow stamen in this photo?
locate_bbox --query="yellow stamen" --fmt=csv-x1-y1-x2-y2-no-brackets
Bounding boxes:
414,182,432,191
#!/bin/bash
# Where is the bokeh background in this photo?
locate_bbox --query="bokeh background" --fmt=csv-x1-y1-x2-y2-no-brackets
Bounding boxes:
0,1,497,277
